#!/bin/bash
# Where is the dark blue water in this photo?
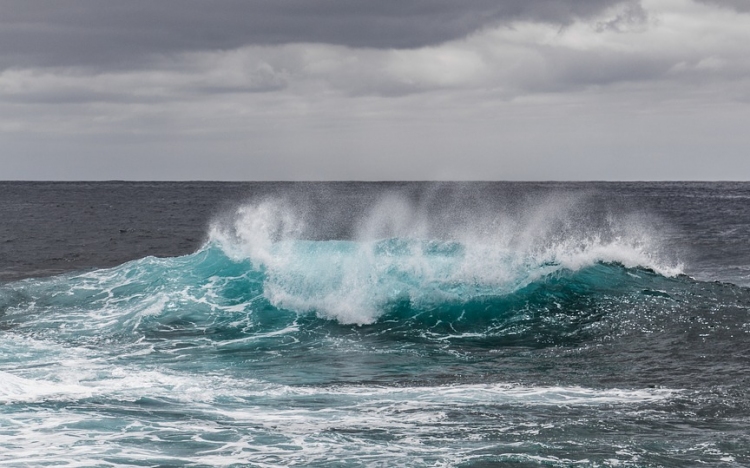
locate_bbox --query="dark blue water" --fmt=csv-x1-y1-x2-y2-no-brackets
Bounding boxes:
1,182,749,466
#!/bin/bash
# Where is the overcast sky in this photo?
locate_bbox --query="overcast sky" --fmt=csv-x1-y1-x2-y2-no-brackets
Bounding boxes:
1,0,749,180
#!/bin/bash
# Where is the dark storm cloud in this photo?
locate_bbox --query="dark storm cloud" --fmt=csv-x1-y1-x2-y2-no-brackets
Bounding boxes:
0,0,634,69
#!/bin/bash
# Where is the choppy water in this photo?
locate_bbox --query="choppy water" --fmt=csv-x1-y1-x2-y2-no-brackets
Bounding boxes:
1,182,749,466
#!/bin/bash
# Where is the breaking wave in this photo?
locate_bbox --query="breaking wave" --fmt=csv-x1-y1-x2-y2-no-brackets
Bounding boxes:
0,194,689,348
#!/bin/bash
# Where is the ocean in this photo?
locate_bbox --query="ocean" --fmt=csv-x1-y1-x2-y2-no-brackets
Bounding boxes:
1,181,748,467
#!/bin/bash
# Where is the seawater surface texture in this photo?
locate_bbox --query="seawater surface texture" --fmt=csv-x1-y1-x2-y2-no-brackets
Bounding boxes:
1,182,749,467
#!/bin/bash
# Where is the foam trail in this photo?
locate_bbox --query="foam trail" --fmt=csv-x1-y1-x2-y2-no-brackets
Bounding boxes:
0,371,93,403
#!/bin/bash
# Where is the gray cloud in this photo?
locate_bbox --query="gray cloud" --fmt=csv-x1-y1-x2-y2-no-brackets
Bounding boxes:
3,1,749,106
696,0,750,12
0,0,635,70
1,0,749,181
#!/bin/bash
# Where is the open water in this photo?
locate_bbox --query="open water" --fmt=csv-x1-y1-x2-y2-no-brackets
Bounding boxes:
1,182,749,467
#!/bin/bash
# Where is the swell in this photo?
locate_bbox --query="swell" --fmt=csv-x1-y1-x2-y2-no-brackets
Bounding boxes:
0,194,699,348
0,239,694,349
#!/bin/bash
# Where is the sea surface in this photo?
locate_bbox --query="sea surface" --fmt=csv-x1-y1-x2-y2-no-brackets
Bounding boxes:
1,181,749,467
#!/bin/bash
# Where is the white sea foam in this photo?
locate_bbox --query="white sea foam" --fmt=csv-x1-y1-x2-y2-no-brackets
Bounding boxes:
231,382,677,406
0,339,681,468
0,334,677,408
0,371,94,403
208,192,683,325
